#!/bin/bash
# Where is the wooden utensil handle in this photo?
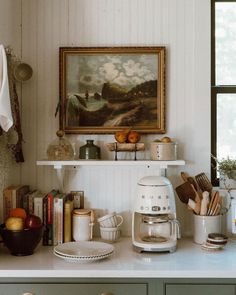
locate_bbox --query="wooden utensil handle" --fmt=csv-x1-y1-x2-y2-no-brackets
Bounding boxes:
207,191,216,215
209,192,219,216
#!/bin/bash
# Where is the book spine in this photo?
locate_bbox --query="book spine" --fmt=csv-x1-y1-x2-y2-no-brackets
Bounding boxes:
16,190,21,208
42,196,48,246
47,193,53,246
34,196,44,220
28,195,34,215
53,196,65,245
3,188,13,220
64,201,73,243
17,186,30,209
53,197,59,246
22,193,29,214
57,198,64,245
12,189,17,209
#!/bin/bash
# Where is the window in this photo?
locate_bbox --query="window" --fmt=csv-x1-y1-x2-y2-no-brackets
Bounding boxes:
211,0,236,184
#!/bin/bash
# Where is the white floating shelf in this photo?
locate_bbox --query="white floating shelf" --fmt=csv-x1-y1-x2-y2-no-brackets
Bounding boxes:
36,160,185,169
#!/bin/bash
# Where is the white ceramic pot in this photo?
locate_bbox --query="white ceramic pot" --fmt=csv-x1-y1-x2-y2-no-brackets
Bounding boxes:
193,214,221,244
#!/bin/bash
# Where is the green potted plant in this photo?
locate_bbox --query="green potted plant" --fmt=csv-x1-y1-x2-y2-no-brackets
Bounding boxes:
212,155,236,189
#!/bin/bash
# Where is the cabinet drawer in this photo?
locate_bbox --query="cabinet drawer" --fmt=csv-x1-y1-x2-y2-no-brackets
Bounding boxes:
0,283,147,295
165,284,235,295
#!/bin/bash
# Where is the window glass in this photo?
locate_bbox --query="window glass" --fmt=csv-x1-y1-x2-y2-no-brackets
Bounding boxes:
217,94,236,159
216,3,236,85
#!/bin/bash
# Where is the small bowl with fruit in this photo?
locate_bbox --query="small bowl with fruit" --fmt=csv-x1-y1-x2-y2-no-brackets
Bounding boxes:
0,208,43,256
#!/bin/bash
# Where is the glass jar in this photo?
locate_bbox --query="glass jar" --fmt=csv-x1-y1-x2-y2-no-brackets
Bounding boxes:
79,140,101,160
47,130,74,160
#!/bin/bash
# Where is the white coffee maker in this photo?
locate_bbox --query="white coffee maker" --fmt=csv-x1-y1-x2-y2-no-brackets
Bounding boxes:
132,176,181,253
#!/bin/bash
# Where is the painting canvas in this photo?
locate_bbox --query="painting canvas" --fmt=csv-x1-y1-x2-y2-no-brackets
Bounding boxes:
59,47,166,134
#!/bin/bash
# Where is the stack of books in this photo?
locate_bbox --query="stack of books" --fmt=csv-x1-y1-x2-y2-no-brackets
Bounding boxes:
3,186,84,246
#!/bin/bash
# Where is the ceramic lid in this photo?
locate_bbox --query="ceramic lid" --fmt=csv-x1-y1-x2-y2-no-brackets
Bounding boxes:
138,176,171,186
73,209,91,216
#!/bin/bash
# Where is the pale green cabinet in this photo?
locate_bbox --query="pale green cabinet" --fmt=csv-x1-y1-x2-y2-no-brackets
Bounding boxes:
0,283,148,295
165,284,235,295
0,278,236,295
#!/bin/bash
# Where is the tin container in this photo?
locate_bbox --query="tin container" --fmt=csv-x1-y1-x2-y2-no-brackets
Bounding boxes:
150,142,177,161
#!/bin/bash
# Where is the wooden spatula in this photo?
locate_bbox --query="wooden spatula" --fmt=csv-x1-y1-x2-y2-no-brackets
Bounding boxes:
180,172,189,182
175,182,196,204
195,173,213,193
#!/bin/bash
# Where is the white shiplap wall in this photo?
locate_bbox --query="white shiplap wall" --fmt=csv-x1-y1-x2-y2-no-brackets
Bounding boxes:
0,0,211,236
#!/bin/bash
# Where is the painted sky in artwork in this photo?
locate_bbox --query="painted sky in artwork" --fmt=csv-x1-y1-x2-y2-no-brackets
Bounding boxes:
67,54,158,93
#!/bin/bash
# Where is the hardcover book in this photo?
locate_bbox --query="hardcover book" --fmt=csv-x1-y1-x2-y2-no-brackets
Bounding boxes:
22,189,37,214
63,199,74,243
3,185,29,220
43,189,58,246
34,192,46,221
16,185,30,208
3,185,17,221
53,193,67,245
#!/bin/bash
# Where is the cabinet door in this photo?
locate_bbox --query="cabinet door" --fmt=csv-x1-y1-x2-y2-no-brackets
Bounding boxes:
165,284,235,295
0,283,147,295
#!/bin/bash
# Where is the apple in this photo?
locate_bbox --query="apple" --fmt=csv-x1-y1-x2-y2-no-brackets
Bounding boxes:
127,131,140,143
24,214,42,229
5,217,24,231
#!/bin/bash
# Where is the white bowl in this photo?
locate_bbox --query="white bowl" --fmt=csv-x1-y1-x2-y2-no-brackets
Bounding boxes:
100,227,121,243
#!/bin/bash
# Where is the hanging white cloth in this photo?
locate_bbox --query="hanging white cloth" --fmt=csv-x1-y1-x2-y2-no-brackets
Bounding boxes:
0,44,13,132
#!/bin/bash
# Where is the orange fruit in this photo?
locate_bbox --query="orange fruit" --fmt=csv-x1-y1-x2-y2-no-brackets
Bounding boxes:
9,208,27,220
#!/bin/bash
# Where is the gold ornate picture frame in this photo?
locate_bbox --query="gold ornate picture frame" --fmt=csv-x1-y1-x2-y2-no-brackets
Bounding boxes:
59,47,166,134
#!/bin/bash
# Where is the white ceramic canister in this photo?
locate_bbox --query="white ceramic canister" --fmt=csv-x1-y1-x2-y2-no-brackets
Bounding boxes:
150,142,177,160
193,214,221,244
72,209,94,241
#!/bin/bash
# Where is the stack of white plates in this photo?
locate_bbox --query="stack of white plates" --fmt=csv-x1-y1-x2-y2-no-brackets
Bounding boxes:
54,241,114,262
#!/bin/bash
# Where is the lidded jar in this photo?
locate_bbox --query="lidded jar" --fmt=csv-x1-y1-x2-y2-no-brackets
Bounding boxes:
79,140,101,160
72,209,95,241
47,130,74,160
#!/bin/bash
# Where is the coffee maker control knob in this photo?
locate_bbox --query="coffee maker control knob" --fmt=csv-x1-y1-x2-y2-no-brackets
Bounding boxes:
152,206,161,212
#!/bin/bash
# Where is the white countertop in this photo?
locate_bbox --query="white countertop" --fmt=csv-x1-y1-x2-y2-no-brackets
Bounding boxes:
1,238,236,279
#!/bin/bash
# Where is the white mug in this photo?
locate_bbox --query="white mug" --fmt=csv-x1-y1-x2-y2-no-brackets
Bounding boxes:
98,212,123,228
193,214,221,244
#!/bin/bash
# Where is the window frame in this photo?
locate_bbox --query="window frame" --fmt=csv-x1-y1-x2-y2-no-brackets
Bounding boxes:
211,0,236,185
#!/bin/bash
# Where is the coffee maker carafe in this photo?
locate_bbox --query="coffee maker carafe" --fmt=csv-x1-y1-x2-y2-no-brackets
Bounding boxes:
132,176,181,253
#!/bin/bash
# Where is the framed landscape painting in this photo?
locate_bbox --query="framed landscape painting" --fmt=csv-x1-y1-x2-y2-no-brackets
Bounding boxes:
59,47,166,134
